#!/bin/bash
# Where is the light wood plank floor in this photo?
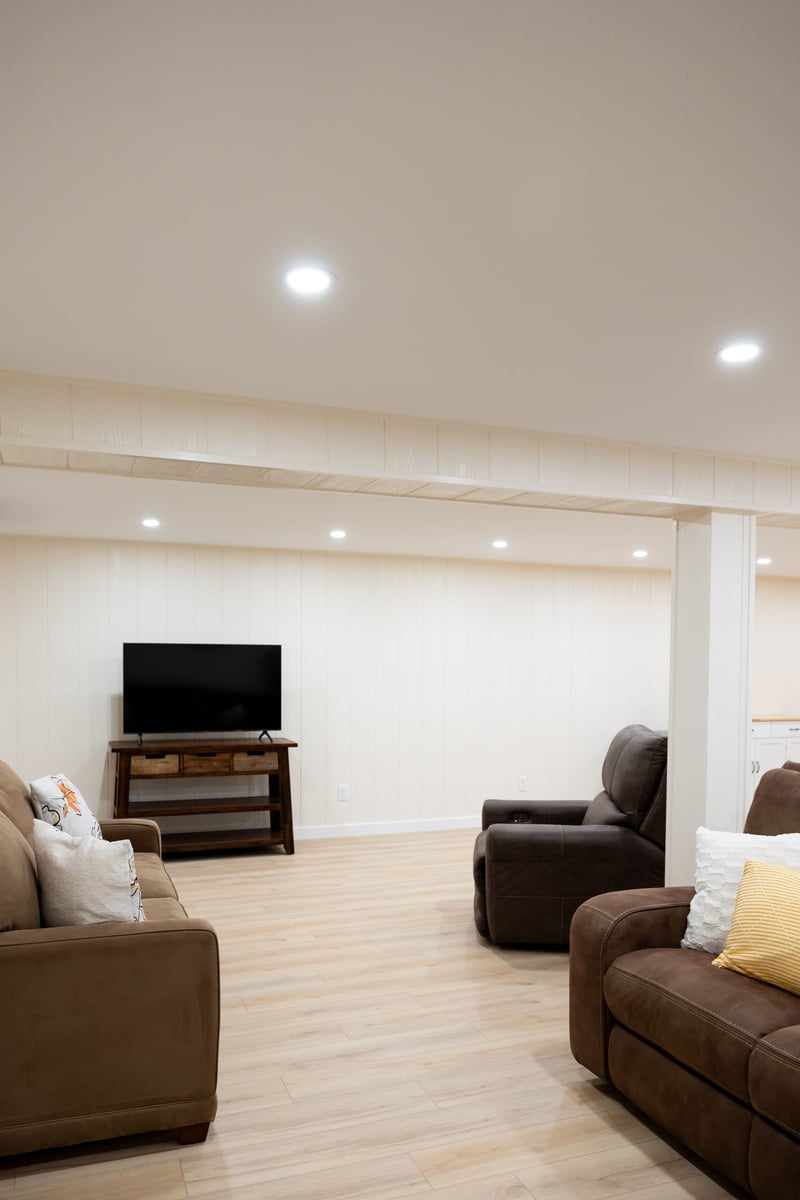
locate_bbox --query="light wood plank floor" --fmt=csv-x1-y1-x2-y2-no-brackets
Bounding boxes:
4,830,740,1200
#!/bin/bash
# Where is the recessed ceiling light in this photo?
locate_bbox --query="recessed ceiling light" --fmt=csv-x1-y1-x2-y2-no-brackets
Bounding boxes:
756,556,772,566
285,265,335,296
330,529,346,540
632,549,648,558
492,539,509,549
717,342,762,365
141,517,160,529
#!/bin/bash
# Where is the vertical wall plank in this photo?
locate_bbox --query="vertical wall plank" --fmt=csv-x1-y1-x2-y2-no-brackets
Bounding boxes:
372,558,405,824
396,559,426,813
221,547,251,641
346,558,379,823
45,541,81,774
0,541,18,765
0,375,72,440
166,545,197,642
247,550,278,643
141,391,208,454
194,547,224,639
77,541,111,807
437,425,491,480
297,555,327,827
72,384,142,449
137,544,168,640
13,541,50,776
417,560,447,820
384,419,438,476
328,412,385,474
324,556,354,825
276,551,303,798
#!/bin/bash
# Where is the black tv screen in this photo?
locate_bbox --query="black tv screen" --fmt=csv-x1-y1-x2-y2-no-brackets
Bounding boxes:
122,643,281,736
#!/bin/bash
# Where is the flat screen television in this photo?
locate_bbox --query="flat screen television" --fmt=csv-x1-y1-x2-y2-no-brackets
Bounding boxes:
122,643,281,736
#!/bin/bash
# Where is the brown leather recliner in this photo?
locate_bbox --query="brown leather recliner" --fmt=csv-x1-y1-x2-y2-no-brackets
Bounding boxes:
473,724,667,945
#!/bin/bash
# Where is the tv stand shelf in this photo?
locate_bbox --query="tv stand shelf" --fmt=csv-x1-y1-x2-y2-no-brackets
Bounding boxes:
109,737,297,855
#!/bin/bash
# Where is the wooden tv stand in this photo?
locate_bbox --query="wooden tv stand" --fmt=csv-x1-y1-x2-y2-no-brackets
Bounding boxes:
109,737,297,854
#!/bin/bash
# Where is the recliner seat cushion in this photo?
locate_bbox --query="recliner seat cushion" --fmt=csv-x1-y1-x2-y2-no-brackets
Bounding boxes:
604,947,800,1104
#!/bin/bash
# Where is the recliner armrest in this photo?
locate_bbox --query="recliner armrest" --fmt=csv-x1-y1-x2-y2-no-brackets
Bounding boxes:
100,817,162,855
481,824,666,945
569,886,695,1081
481,798,588,830
484,821,657,863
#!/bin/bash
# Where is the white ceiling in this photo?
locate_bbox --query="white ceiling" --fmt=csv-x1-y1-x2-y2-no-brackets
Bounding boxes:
1,1,800,565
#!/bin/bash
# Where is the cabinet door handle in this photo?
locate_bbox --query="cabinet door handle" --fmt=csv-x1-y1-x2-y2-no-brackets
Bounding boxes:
790,727,800,733
757,761,761,773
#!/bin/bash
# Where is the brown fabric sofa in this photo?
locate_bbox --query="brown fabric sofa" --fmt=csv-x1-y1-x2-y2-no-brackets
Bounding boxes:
0,759,220,1157
473,724,667,944
569,766,800,1200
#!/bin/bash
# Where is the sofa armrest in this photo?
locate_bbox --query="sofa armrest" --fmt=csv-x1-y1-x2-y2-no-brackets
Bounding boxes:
481,798,589,830
0,919,219,1137
569,886,695,1081
100,817,162,855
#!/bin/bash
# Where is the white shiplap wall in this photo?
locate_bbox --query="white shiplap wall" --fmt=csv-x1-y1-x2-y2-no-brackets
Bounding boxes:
0,536,673,834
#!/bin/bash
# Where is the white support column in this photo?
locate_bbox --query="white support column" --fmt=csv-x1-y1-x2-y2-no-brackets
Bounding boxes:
666,511,756,884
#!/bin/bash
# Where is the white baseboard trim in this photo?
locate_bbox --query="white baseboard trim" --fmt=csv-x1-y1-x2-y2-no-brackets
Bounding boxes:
295,815,481,840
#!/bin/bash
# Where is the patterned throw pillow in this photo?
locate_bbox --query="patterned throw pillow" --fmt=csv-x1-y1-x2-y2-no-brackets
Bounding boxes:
713,860,800,995
32,819,144,925
29,773,103,839
682,826,800,954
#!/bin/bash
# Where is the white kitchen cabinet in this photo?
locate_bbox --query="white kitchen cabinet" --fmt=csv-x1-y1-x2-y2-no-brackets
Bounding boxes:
749,720,800,802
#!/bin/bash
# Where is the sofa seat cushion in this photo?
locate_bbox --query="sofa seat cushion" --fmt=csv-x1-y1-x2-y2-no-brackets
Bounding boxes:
750,1025,800,1139
604,947,800,1104
134,852,179,900
142,896,189,921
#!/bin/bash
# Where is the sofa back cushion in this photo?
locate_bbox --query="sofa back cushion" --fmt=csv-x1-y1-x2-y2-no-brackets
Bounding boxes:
0,760,36,846
582,725,668,848
0,810,41,930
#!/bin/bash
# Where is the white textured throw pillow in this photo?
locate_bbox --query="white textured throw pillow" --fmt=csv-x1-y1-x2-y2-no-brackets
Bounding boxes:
682,826,800,953
29,773,103,840
33,820,144,926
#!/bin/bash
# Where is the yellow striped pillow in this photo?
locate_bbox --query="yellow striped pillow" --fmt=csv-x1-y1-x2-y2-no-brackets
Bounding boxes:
712,859,800,994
